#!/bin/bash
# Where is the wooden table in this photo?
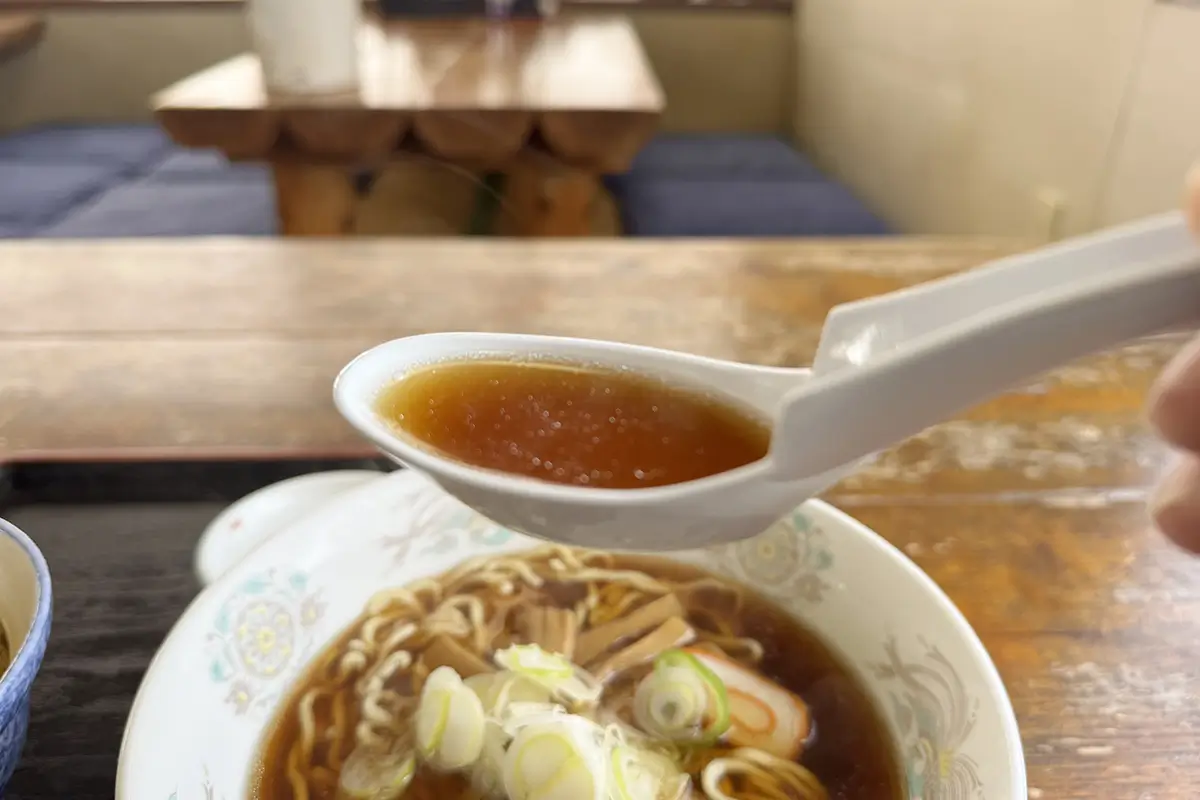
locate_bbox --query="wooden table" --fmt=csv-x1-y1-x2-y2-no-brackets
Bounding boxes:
153,16,664,237
1,237,1198,798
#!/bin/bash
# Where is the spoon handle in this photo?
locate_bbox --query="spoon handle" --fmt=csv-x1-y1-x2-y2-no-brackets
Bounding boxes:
812,212,1195,375
771,216,1200,481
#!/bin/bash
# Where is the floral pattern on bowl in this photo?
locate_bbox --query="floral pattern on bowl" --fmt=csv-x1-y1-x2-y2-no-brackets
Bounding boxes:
713,509,838,602
117,471,1025,800
874,638,983,800
166,767,224,800
206,569,326,715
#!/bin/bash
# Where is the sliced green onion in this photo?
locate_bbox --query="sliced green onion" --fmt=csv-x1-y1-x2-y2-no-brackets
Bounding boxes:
500,703,568,732
415,687,450,759
609,745,665,800
494,644,575,681
632,650,730,745
494,644,603,708
415,666,487,771
338,749,416,800
502,716,608,800
611,746,690,800
464,672,501,704
468,719,511,798
466,670,552,715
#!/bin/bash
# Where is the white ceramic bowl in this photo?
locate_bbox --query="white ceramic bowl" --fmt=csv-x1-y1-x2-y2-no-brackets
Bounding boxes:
194,470,384,586
117,471,1025,799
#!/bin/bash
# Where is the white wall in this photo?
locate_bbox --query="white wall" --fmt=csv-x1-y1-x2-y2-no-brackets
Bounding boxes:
796,0,1200,238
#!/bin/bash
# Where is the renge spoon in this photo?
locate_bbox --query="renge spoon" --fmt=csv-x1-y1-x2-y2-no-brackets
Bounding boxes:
334,212,1200,551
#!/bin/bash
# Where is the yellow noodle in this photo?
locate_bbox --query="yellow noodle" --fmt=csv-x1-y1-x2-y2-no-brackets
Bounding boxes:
327,688,348,770
285,739,311,800
693,630,765,664
295,688,324,766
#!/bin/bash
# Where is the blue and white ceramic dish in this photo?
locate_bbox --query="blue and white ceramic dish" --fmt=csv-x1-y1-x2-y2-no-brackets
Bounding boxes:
117,470,1025,799
0,518,53,793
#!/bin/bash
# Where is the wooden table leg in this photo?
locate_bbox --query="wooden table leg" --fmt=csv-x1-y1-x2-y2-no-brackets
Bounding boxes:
503,162,598,237
270,163,357,236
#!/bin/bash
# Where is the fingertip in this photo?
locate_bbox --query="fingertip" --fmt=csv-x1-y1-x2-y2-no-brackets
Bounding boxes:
1150,456,1200,554
1149,337,1200,452
1186,162,1200,236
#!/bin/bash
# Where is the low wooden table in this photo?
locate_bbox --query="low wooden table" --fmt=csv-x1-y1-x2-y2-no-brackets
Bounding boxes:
153,16,663,237
1,237,1197,798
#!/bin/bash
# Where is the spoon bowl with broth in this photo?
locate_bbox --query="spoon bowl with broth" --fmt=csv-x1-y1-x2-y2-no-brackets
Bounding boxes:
335,214,1200,550
335,332,845,551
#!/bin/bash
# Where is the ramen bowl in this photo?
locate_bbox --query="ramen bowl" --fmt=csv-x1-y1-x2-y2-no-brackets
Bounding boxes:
0,518,52,794
117,471,1025,799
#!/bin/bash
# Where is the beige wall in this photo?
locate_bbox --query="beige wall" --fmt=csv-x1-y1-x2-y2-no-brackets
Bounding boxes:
0,8,793,135
796,0,1200,238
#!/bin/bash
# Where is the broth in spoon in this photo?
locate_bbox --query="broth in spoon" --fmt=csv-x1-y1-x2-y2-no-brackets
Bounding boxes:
376,359,771,489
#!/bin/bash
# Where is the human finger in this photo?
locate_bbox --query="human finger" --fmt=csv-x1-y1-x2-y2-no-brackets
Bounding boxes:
1148,335,1200,452
1150,453,1200,553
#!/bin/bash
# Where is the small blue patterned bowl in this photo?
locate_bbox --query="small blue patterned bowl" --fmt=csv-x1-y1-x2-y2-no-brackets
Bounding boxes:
0,518,52,793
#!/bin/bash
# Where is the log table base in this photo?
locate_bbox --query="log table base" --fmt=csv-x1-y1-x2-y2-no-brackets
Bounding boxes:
152,16,664,238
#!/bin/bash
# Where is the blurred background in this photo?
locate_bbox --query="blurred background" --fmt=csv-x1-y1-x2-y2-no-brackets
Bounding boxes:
1,0,1197,239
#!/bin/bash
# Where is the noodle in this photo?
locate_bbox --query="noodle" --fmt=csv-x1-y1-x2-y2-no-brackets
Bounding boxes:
253,547,900,800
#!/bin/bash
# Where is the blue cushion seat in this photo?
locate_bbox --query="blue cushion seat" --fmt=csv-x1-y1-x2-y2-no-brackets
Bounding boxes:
0,125,886,239
622,134,827,182
616,178,890,238
0,124,175,170
0,161,126,230
0,223,32,238
0,123,276,238
148,150,272,183
38,180,277,238
0,124,174,170
606,134,888,238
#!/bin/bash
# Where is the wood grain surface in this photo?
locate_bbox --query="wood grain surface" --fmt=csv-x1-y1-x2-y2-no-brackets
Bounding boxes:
153,17,662,234
0,237,1021,462
0,236,1197,798
153,16,663,171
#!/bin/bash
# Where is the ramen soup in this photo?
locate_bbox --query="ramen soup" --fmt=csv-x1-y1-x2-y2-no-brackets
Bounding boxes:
252,548,901,800
375,360,771,489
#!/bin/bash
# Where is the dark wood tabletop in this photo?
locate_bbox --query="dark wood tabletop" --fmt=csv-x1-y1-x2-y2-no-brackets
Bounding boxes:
0,237,1197,799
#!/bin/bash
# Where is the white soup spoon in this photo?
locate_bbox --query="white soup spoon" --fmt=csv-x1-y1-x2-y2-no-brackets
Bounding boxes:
334,212,1200,551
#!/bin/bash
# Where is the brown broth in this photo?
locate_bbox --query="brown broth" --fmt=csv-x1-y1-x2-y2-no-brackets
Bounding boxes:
251,555,903,800
375,359,771,489
0,621,8,676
